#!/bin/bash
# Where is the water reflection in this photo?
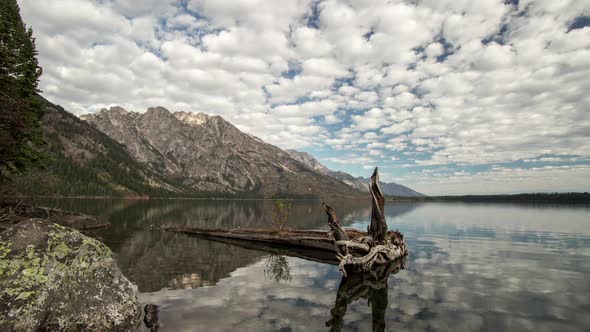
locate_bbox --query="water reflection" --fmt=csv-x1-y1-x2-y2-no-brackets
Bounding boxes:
31,199,590,331
31,198,390,292
327,259,406,332
265,255,293,283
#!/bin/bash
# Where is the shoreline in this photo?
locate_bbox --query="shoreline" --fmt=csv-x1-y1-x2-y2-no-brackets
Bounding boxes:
3,193,589,204
2,195,333,201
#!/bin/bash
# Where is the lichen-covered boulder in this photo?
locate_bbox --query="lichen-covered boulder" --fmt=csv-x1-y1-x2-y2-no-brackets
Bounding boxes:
0,219,140,331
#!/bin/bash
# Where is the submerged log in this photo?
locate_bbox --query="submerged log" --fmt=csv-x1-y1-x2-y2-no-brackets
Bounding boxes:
164,167,408,275
162,226,369,253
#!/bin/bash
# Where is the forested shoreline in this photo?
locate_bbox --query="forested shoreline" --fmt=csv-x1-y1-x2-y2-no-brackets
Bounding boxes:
389,192,590,204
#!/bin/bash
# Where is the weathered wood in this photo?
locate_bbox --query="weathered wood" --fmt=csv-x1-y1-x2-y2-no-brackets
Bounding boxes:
337,243,404,269
335,240,369,252
322,202,348,242
162,226,371,253
322,202,349,256
368,167,387,243
163,227,407,275
323,167,406,275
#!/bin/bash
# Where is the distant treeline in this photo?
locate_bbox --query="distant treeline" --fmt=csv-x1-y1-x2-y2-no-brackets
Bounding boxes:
388,192,590,204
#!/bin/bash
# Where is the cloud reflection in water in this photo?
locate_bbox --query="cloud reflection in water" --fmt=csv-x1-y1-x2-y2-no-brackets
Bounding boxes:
140,203,590,331
33,199,590,331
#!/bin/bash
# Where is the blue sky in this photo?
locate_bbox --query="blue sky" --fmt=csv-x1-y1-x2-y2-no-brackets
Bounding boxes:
19,0,590,195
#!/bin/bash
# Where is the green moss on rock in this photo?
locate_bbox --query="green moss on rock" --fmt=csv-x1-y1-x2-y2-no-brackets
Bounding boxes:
0,219,140,331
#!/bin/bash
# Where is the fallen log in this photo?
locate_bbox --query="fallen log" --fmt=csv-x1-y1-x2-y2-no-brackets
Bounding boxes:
161,226,372,252
164,167,408,274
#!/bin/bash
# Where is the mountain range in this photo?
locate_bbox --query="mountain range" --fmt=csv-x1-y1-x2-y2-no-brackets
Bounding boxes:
286,150,424,197
80,105,362,198
4,98,423,198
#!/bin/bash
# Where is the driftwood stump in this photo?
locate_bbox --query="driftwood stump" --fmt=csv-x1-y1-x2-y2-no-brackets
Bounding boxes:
323,167,407,276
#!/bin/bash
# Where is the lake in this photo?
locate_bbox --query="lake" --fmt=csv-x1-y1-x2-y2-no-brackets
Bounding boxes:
33,198,590,331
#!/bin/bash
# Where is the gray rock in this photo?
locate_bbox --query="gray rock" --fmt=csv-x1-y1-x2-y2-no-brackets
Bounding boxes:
0,219,140,331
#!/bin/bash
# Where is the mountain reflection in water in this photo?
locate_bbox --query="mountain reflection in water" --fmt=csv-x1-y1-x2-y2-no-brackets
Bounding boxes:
32,198,590,331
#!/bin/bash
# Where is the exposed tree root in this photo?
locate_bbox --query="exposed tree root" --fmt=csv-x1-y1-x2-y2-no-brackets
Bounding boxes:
323,167,408,276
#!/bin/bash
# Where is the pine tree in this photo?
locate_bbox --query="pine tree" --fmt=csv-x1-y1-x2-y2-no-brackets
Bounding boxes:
0,0,46,182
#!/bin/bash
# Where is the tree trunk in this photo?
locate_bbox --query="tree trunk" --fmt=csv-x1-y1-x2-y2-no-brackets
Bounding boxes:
368,167,387,243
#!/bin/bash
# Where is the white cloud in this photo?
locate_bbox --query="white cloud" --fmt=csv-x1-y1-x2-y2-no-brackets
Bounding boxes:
302,57,349,77
381,120,415,135
351,108,388,130
424,42,444,58
324,155,376,165
18,0,590,193
167,14,208,30
403,165,590,195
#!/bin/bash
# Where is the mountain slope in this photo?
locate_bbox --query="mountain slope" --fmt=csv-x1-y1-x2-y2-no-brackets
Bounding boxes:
81,106,360,198
286,150,425,197
2,98,202,197
356,177,425,197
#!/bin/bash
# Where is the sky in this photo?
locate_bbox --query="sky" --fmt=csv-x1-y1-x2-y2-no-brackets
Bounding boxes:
18,0,590,195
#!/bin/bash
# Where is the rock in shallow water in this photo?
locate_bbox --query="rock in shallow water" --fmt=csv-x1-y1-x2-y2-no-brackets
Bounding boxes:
0,219,140,331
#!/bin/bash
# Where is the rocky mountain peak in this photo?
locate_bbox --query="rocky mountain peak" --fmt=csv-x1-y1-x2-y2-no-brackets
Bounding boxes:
79,106,130,123
145,106,173,117
286,150,332,175
174,111,210,127
93,106,128,116
109,106,128,114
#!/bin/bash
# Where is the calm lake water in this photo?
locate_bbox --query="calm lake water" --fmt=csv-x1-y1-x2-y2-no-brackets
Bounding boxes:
33,198,590,331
